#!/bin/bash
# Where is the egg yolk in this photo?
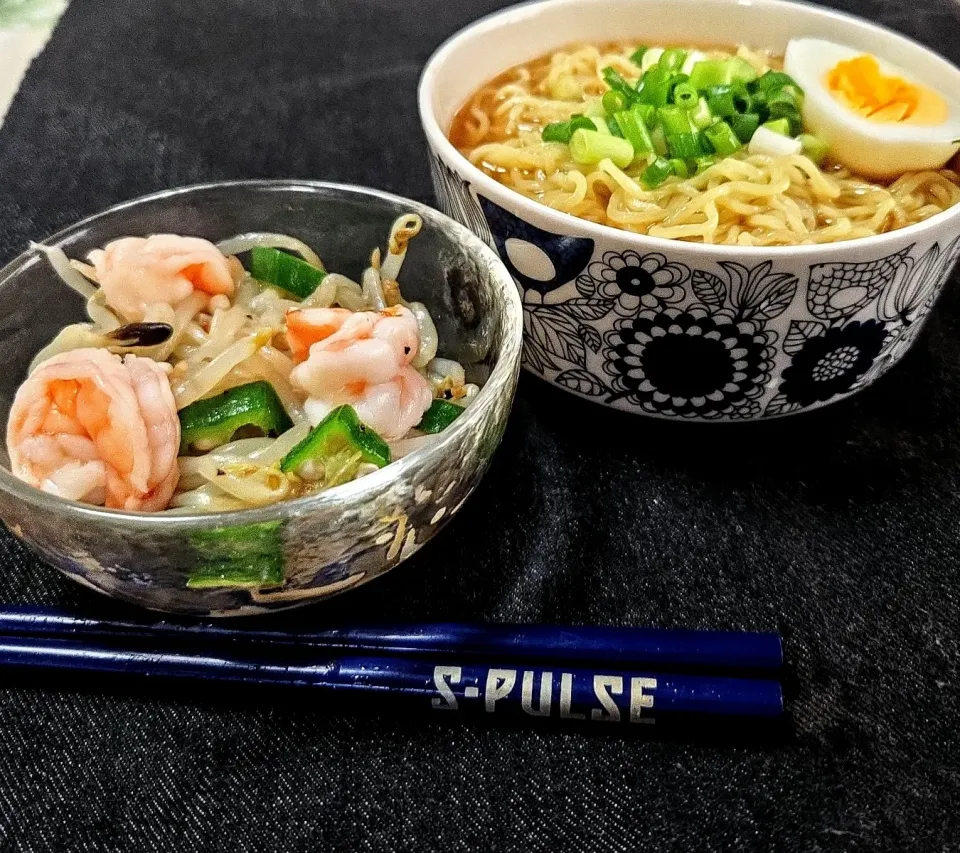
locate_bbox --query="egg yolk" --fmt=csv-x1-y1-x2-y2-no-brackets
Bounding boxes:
826,55,948,124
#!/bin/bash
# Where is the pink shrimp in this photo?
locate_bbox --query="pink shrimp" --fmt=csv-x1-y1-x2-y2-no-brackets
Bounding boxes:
6,348,181,511
88,234,234,321
288,306,432,440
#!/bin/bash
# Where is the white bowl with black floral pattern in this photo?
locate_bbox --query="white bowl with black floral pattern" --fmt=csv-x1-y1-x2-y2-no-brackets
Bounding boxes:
418,0,960,420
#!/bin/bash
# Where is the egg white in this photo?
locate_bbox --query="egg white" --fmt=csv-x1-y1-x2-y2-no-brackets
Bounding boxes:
784,38,960,179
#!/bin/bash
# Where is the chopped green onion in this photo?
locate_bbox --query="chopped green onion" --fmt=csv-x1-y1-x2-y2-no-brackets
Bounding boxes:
636,66,675,107
730,112,760,143
658,105,694,136
752,70,800,95
602,90,628,116
639,47,665,73
748,125,803,157
694,156,718,174
768,107,802,135
569,128,635,168
766,86,804,134
673,82,699,110
606,115,625,137
250,247,326,299
668,158,690,178
766,97,801,119
650,123,668,156
602,67,638,105
747,90,768,118
704,120,742,155
666,73,690,102
705,85,740,118
666,131,705,159
799,133,829,165
591,116,612,135
417,399,465,434
689,97,715,130
570,114,595,133
541,114,595,144
542,121,572,143
658,48,688,71
726,57,760,85
642,157,674,188
688,57,758,90
614,110,654,155
688,60,728,90
681,50,706,76
732,86,753,114
772,82,802,102
630,46,649,67
762,117,791,136
631,103,655,125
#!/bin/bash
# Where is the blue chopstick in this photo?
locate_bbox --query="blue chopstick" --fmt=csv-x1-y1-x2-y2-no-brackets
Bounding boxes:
0,635,784,722
0,606,783,671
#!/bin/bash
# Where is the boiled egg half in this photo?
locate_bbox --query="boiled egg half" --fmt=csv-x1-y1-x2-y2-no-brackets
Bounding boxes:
784,38,960,179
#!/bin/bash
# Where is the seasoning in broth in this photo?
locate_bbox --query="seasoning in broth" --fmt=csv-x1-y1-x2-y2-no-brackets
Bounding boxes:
451,40,960,245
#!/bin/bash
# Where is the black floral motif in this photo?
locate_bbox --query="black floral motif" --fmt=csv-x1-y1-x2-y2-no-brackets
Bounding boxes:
698,261,799,322
880,240,946,325
429,155,495,248
845,236,960,392
576,250,687,315
873,236,960,365
521,296,613,374
602,307,776,418
770,320,888,411
806,247,912,320
555,368,607,397
478,196,595,294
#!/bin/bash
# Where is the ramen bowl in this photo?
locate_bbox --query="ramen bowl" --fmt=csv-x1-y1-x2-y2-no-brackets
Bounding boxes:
0,181,523,615
419,0,960,421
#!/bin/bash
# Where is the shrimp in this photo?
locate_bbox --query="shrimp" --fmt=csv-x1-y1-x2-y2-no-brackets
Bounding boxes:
88,235,234,322
288,306,433,440
6,348,181,511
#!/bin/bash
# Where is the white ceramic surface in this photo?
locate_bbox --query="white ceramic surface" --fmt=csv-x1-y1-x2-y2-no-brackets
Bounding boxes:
419,0,960,420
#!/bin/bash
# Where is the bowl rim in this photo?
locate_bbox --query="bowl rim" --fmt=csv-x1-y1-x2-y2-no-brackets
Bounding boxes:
418,0,960,258
0,179,524,530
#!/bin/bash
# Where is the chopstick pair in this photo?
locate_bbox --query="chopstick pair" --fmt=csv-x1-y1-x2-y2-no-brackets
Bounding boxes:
0,606,784,726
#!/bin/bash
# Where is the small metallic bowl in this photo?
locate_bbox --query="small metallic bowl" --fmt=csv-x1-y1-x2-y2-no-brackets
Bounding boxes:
0,181,523,616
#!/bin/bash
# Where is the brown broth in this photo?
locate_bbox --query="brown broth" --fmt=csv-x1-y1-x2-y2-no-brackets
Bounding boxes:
448,41,772,147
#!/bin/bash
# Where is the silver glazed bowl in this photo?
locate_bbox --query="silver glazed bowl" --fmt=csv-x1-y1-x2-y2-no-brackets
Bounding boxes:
0,181,523,615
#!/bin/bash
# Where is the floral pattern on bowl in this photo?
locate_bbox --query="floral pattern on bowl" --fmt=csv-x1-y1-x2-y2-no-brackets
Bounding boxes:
428,152,960,421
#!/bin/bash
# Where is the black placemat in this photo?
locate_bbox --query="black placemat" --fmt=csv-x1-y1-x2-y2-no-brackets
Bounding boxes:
1,0,959,849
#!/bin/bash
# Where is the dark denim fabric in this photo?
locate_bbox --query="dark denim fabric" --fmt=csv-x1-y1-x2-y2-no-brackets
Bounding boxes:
0,0,958,849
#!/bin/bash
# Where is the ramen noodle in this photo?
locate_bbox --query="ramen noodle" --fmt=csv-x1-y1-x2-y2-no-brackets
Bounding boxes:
450,41,960,246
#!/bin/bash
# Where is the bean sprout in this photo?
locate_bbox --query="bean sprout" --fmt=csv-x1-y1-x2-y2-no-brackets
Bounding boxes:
380,214,422,281
215,233,323,268
30,243,97,300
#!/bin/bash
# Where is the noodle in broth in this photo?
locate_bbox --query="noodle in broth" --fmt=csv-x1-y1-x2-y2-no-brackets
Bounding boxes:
450,43,960,246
